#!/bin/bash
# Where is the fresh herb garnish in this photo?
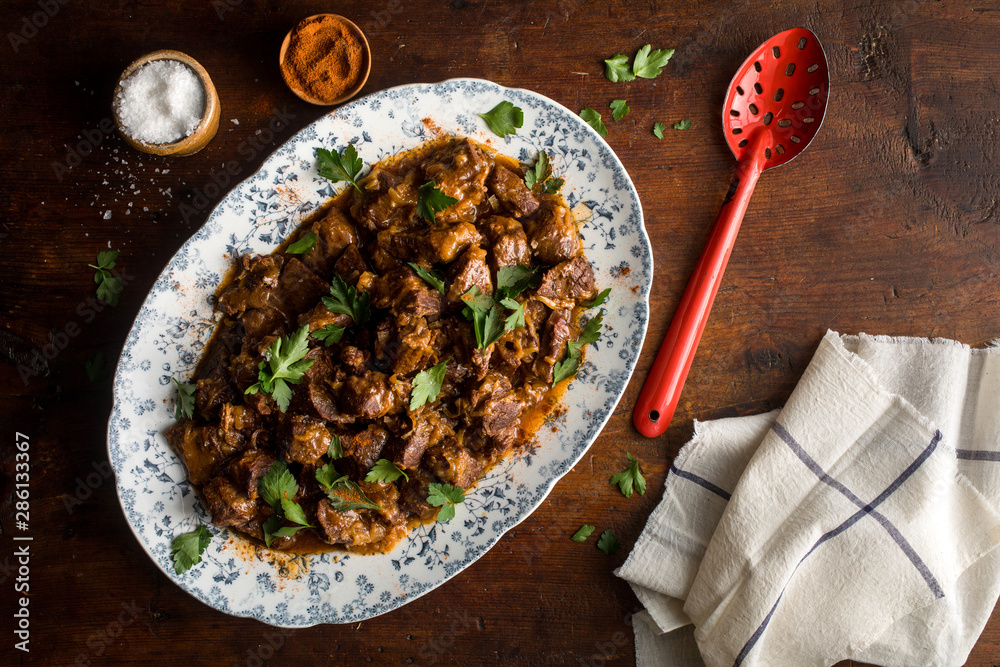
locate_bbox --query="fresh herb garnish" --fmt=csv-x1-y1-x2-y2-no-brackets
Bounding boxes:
85,351,107,382
610,99,630,121
285,232,317,255
609,452,646,498
258,460,312,546
316,145,364,194
327,434,344,460
588,288,611,309
365,458,409,484
501,297,525,332
496,265,540,300
244,325,316,412
544,177,565,195
410,359,448,411
88,250,124,306
427,483,465,522
673,119,692,131
524,150,550,190
311,323,346,346
170,525,212,575
603,53,635,82
580,107,608,138
597,529,621,555
653,122,666,139
460,286,506,349
632,45,675,79
417,181,459,224
324,477,382,512
407,262,446,294
566,310,604,358
571,524,596,543
316,463,342,490
552,309,605,385
322,275,370,325
479,101,524,138
173,377,196,420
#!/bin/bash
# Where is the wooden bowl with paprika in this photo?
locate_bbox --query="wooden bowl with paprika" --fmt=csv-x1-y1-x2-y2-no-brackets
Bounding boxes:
279,14,371,106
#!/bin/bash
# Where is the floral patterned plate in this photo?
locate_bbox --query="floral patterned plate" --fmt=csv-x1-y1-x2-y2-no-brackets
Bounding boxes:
108,78,652,627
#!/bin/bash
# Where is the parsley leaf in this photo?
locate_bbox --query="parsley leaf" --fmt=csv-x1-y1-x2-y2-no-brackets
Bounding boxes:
88,249,123,306
604,53,635,82
524,150,550,190
262,515,309,547
544,177,565,194
244,325,316,412
567,310,604,358
632,45,675,79
322,275,370,325
496,265,540,300
281,498,312,526
316,463,342,490
407,262,446,294
673,119,692,131
461,287,506,349
460,285,494,316
85,351,107,382
410,359,448,411
580,107,608,138
653,122,666,139
285,232,317,255
311,323,345,346
588,288,611,309
327,434,344,460
173,377,196,420
609,452,646,498
610,99,630,121
258,460,298,511
171,525,212,575
571,524,596,543
479,101,524,137
501,297,525,332
324,477,382,512
365,458,409,484
597,529,621,555
552,355,580,386
417,181,459,224
427,483,465,522
316,145,364,194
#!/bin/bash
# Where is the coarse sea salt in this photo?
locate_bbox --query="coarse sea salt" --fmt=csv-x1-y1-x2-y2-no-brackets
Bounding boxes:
116,60,205,145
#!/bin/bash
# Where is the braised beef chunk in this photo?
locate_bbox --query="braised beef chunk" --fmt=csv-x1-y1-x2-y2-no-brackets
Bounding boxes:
174,137,602,555
536,256,598,309
488,165,539,217
525,194,581,264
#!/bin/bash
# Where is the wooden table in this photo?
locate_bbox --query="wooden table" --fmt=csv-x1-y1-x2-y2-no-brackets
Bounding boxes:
2,0,998,664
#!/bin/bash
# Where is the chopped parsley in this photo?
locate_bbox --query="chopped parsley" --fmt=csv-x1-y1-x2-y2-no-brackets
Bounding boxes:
410,359,448,411
171,525,212,575
316,144,364,194
89,249,124,306
571,524,596,543
610,99,630,121
365,459,409,484
653,122,666,139
244,325,316,413
479,101,524,137
553,309,605,385
603,53,635,82
461,286,506,349
588,288,611,309
427,483,465,522
597,529,621,555
311,323,346,346
632,45,675,79
407,262,447,294
173,377,196,420
285,232,317,255
609,452,646,498
322,275,370,325
673,119,692,130
580,107,608,138
315,463,341,490
496,264,540,300
324,477,382,512
258,460,312,546
327,434,344,459
417,181,459,224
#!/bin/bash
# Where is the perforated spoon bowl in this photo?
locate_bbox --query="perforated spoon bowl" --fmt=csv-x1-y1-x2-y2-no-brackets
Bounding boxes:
633,27,830,438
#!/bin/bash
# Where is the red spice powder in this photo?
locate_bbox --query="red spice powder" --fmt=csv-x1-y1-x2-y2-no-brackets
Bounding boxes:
281,15,365,103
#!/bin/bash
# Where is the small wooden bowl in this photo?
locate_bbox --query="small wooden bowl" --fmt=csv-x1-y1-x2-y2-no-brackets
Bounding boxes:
279,14,371,105
113,50,221,157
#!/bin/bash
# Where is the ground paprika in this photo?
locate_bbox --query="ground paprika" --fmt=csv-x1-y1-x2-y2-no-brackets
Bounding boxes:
280,14,366,104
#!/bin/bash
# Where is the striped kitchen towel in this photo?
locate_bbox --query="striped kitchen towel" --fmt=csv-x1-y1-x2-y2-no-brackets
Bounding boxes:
617,331,1000,666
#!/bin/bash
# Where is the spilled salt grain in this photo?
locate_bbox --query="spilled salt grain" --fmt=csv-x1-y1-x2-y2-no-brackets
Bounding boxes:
116,60,205,144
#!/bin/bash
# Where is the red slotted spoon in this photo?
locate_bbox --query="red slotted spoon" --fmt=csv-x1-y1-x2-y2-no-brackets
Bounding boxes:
633,27,830,438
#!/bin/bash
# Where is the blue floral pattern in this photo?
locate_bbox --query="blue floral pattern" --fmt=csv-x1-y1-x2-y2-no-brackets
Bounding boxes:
107,79,652,627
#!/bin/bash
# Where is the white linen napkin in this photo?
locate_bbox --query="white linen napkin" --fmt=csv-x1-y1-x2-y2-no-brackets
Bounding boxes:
618,331,1000,666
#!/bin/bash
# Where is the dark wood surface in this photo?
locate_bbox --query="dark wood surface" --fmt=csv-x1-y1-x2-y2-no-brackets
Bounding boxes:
2,0,999,664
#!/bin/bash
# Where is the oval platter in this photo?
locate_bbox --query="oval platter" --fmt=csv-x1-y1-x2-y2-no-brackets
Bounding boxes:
108,78,652,627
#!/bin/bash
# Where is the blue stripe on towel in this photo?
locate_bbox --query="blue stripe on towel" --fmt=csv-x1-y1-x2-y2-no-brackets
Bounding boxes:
669,464,732,501
956,449,1000,461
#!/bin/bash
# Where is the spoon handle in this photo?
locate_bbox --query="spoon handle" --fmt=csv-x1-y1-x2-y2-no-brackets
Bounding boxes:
633,138,768,437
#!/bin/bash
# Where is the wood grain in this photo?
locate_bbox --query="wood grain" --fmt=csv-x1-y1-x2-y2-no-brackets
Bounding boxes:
1,0,999,665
